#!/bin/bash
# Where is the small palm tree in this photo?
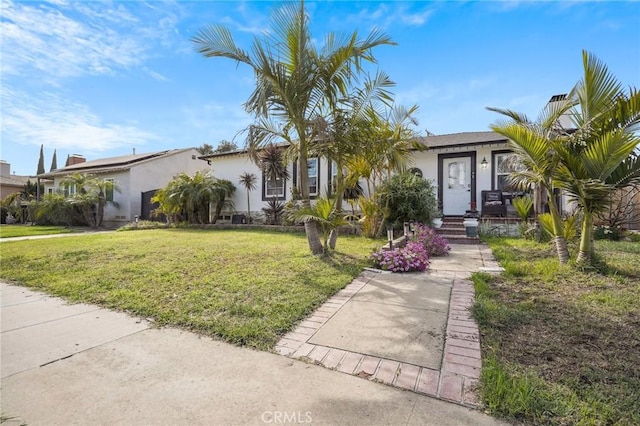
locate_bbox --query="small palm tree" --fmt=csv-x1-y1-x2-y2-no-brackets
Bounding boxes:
294,196,348,254
239,172,257,223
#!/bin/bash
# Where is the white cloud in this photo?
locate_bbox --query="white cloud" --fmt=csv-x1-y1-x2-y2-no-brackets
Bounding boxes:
181,101,253,145
1,87,157,153
0,0,182,80
341,3,435,29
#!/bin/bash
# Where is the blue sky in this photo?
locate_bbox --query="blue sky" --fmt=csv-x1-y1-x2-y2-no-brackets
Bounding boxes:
1,0,639,177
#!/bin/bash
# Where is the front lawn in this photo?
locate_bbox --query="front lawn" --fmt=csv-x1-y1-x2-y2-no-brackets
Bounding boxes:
0,229,380,350
0,225,75,238
473,238,640,425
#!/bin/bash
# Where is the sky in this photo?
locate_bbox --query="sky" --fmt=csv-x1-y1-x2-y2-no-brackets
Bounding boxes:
1,0,639,177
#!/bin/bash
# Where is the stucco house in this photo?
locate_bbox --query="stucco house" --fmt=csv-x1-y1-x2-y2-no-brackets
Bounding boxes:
200,130,551,222
38,148,209,227
0,161,32,200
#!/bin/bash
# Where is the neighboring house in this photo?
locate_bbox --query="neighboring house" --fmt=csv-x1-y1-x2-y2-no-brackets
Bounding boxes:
0,161,31,199
38,148,209,227
201,131,549,220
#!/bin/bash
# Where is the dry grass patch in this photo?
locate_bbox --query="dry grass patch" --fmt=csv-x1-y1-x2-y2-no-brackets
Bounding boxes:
474,238,640,425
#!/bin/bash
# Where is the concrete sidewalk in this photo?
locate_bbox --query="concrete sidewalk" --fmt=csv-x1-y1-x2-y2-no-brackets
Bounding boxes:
277,244,503,407
1,246,506,426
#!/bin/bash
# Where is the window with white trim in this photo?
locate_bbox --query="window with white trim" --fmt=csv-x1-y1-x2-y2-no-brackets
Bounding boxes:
308,158,318,196
263,172,285,198
63,183,76,197
494,152,523,191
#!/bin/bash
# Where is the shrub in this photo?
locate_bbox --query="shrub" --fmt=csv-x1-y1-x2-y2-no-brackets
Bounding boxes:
369,222,450,273
414,223,451,256
378,173,438,228
594,225,623,241
370,241,430,272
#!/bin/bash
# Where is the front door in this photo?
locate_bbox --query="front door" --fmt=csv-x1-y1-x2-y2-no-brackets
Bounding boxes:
442,156,472,215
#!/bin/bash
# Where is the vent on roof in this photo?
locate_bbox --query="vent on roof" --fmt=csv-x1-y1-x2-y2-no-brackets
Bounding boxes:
549,94,567,102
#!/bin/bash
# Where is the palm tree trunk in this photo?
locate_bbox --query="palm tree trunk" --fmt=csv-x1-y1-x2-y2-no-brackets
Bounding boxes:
97,193,105,227
577,210,593,265
328,167,344,250
246,191,251,222
548,191,570,264
304,220,324,255
298,146,323,255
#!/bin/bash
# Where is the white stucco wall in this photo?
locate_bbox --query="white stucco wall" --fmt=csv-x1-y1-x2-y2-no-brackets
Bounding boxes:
128,148,210,222
208,142,525,218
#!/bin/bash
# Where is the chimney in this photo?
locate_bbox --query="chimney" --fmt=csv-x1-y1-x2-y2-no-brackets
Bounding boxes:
65,154,86,167
0,160,10,177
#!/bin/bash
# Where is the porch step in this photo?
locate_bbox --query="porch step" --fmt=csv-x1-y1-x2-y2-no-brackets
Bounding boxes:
437,234,482,245
435,216,481,245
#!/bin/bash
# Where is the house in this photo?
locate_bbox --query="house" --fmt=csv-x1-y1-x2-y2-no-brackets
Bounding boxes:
37,148,209,227
201,130,546,221
0,161,31,200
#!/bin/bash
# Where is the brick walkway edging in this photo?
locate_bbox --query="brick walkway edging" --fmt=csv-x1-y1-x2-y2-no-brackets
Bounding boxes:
275,269,484,408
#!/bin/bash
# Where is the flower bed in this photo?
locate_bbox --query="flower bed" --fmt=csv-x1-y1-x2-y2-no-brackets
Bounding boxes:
370,223,451,273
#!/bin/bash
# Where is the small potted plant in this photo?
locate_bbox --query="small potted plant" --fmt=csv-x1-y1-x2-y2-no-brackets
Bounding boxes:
432,210,443,229
463,201,479,237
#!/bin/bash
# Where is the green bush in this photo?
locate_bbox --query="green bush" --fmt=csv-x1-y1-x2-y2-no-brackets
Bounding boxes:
378,173,438,229
593,225,623,241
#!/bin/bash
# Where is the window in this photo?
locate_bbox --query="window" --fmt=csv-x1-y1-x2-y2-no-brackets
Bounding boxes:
63,183,76,197
329,161,338,194
105,179,114,202
263,171,285,199
47,188,53,194
493,151,523,191
308,158,318,196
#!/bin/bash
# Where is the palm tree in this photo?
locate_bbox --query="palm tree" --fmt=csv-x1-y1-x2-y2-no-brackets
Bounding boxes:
238,172,257,223
293,196,348,254
160,171,236,224
60,172,100,228
488,100,574,264
192,1,394,254
552,51,640,265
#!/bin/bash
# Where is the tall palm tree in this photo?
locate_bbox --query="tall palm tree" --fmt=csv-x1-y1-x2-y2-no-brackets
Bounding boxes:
238,172,257,223
192,1,394,254
488,99,575,264
552,51,640,265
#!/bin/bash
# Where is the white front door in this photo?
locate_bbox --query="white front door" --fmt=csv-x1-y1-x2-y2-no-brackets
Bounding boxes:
442,157,472,215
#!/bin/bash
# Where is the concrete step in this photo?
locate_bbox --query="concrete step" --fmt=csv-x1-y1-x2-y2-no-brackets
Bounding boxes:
438,234,481,245
435,227,467,236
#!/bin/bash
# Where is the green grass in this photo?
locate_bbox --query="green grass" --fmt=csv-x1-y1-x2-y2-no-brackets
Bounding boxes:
473,237,640,425
0,225,76,238
0,228,381,350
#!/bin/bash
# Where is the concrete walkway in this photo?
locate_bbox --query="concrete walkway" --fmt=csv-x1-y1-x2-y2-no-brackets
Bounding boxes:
277,244,503,407
1,245,506,426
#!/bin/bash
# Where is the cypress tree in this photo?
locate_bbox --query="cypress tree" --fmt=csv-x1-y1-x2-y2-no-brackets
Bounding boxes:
50,149,58,171
37,145,45,175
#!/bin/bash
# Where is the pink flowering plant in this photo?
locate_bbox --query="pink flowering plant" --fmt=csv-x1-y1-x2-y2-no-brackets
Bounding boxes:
369,223,451,273
370,241,430,272
413,223,451,256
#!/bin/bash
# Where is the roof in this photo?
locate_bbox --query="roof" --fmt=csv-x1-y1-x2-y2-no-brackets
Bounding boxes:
0,173,31,187
38,148,198,178
417,131,508,149
202,132,508,160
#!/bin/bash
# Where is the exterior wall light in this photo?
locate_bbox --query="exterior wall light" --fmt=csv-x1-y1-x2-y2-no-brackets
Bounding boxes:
481,157,488,169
